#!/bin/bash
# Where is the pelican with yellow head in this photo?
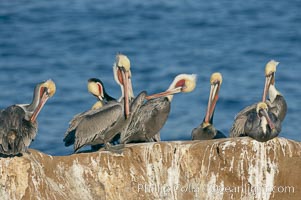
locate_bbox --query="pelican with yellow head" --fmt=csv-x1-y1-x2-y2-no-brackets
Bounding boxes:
0,79,56,156
262,60,287,121
122,73,197,144
192,72,226,140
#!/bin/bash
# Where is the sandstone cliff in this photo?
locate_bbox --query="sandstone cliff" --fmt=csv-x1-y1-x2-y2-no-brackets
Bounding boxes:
0,137,300,200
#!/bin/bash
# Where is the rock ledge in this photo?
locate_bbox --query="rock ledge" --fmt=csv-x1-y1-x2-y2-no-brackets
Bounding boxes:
0,137,300,200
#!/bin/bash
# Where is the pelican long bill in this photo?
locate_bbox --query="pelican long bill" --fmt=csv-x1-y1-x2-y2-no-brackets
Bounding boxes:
145,87,182,100
260,108,276,130
204,84,218,123
262,73,274,102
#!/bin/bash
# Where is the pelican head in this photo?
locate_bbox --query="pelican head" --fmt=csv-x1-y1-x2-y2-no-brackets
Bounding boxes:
28,79,56,122
172,73,197,93
113,53,133,118
210,72,223,85
145,74,197,101
88,78,104,101
256,102,268,113
262,60,279,101
42,79,56,97
113,54,132,89
256,102,275,132
116,54,131,71
265,60,278,77
204,72,222,123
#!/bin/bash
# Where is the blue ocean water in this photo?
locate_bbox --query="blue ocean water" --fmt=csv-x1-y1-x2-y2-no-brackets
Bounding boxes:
0,0,300,155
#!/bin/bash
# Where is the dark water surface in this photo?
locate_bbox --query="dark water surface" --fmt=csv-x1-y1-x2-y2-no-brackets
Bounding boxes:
0,1,300,155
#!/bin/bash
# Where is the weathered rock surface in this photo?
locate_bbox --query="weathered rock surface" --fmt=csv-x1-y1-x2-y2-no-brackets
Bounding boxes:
0,137,300,200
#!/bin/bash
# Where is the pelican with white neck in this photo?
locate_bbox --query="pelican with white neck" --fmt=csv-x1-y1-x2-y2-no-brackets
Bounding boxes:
0,80,56,156
262,60,287,121
113,53,134,118
121,74,197,144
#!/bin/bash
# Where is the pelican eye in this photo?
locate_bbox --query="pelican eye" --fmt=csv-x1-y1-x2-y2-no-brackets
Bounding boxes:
213,80,220,85
43,79,56,97
266,71,274,77
210,72,222,85
45,87,50,95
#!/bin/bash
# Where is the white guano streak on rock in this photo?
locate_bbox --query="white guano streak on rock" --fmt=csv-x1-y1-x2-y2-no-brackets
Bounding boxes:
220,140,237,152
229,156,235,173
0,157,30,200
277,137,300,157
95,153,124,200
30,154,67,200
144,143,167,199
66,159,93,200
166,143,190,200
209,142,225,200
198,144,215,199
245,140,278,200
141,142,189,199
31,153,54,193
201,144,211,176
30,159,43,200
206,173,224,200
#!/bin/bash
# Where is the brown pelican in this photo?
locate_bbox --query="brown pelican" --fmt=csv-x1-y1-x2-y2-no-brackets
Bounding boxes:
230,60,286,141
63,78,116,147
0,80,56,156
262,60,287,121
64,54,136,152
230,102,281,142
121,74,197,144
113,54,134,117
192,72,226,140
68,91,146,152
